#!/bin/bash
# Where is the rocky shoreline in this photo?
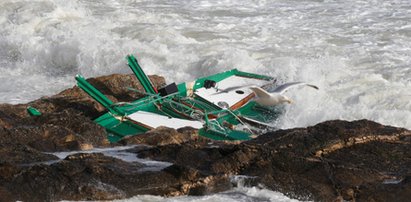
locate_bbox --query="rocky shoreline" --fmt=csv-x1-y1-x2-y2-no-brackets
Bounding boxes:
0,74,410,201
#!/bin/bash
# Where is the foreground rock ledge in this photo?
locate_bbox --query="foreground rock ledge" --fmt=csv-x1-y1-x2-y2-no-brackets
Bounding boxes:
137,120,411,201
0,73,410,201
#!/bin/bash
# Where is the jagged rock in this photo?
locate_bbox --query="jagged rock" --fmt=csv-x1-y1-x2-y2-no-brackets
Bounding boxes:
230,119,411,201
135,120,411,201
0,152,231,201
0,72,410,201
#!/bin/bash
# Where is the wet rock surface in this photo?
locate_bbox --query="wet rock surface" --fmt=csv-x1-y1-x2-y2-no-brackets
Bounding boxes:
0,73,410,201
136,120,411,201
0,73,165,152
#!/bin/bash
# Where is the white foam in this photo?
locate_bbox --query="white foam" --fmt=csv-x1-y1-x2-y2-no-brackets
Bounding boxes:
114,175,304,202
50,145,172,170
1,0,410,132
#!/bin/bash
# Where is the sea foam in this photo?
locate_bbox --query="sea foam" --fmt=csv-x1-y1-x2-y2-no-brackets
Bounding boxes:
1,0,410,130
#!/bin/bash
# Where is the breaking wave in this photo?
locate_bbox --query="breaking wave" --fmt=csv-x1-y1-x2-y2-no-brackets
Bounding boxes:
1,0,410,130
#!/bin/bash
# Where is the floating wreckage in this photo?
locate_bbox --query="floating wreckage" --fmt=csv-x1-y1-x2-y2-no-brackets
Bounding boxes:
73,55,316,142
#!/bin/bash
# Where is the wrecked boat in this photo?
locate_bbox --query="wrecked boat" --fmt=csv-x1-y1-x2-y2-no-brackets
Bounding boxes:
75,55,280,142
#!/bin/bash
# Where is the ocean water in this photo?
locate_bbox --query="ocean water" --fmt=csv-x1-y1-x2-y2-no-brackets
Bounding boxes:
115,185,301,202
1,0,410,130
1,0,410,200
51,145,173,171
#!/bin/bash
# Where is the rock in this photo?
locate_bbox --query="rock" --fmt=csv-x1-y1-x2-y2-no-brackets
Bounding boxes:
0,109,108,152
119,126,208,146
0,74,166,128
0,152,230,201
134,120,411,201
0,143,58,164
27,108,109,151
80,74,166,102
0,72,410,201
0,153,134,201
29,74,165,119
0,104,27,128
0,74,165,152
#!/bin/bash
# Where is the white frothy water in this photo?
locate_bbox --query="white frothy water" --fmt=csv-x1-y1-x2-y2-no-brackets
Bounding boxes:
115,187,300,202
1,1,410,199
51,145,173,171
51,147,302,201
1,0,410,129
115,176,302,202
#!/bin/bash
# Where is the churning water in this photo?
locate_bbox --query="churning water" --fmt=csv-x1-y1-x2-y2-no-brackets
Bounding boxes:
1,0,410,200
1,0,410,129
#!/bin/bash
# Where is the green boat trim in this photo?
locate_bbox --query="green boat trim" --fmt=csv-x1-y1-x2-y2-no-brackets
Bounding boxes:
27,106,42,116
127,55,158,95
76,54,278,142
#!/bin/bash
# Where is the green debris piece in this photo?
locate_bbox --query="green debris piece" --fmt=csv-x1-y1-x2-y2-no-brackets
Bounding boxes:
27,106,42,116
127,55,157,95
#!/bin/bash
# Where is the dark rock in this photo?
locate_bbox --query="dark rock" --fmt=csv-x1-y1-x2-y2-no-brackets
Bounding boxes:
0,153,134,201
0,72,410,201
119,126,209,146
0,73,166,127
0,143,58,164
0,104,27,128
0,152,231,201
82,74,165,102
0,74,165,152
28,74,165,119
0,162,21,181
135,120,411,201
0,110,108,152
26,108,109,151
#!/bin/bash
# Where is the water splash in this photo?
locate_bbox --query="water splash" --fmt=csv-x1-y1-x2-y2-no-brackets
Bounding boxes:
0,0,410,131
114,175,303,202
